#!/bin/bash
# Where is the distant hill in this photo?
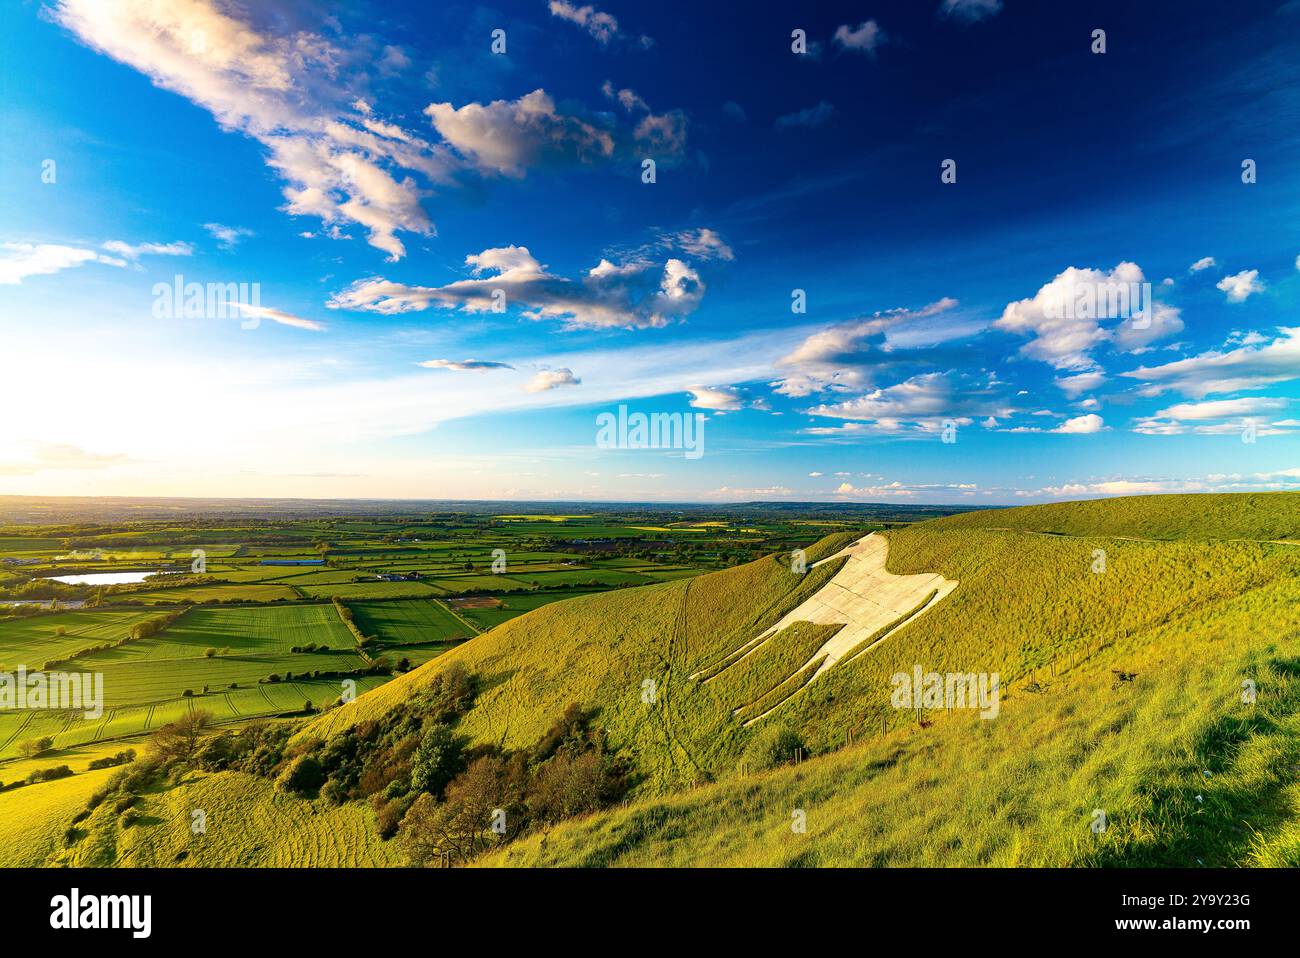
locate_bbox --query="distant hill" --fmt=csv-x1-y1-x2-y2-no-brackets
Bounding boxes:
926,491,1300,541
0,495,981,525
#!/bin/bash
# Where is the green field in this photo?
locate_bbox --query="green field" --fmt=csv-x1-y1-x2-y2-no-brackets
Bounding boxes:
0,609,165,671
346,599,475,645
450,590,603,630
144,604,357,656
128,583,302,604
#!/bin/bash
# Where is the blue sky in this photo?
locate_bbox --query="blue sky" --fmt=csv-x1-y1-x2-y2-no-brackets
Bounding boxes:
1,0,1298,503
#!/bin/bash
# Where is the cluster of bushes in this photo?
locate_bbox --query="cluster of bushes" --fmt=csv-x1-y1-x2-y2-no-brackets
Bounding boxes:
26,765,74,784
193,721,295,777
262,662,390,684
739,723,807,773
127,608,188,640
262,662,628,867
105,596,297,607
87,749,136,770
396,701,630,866
289,642,330,653
280,664,480,808
75,713,221,828
2,761,80,791
436,580,613,601
0,603,47,621
123,573,222,592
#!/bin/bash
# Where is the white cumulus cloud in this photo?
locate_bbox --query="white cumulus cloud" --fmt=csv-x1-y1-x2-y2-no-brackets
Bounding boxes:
525,367,581,392
1216,269,1264,303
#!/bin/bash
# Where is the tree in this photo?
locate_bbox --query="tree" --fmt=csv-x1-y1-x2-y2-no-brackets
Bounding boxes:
17,736,55,759
409,724,464,797
149,710,212,766
401,755,525,866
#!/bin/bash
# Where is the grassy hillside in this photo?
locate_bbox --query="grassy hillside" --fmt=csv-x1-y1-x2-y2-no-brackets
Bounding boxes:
775,525,1300,752
53,770,401,867
484,612,1300,867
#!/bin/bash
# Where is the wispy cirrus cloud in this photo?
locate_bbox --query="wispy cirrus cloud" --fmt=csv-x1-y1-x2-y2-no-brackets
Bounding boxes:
0,242,125,284
0,239,186,284
418,358,515,372
225,301,325,332
101,240,192,260
203,223,255,250
663,228,733,262
0,442,133,476
775,101,835,129
1121,327,1300,398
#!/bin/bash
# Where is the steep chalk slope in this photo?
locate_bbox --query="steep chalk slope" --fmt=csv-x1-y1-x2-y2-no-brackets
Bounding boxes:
699,533,957,721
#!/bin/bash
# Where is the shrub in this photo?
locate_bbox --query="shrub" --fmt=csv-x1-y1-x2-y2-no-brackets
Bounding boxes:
275,755,325,796
740,724,805,772
409,724,464,798
528,749,618,822
372,795,407,839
